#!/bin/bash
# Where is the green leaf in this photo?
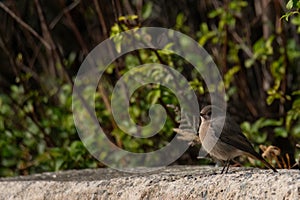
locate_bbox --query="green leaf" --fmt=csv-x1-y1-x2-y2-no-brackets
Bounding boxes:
241,121,251,133
208,8,223,18
292,90,300,96
224,65,240,88
286,0,294,9
274,127,288,138
142,2,153,19
259,118,283,127
255,132,268,143
176,13,186,28
125,55,140,69
147,89,161,105
291,124,300,137
292,98,300,108
54,159,65,171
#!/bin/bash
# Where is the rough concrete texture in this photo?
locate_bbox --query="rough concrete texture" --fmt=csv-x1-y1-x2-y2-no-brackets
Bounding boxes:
0,166,299,200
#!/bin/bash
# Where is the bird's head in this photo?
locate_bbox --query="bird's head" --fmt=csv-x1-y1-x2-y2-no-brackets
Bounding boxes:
200,105,226,121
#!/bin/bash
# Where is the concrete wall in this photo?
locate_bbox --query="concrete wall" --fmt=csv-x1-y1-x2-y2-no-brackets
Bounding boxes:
0,166,299,200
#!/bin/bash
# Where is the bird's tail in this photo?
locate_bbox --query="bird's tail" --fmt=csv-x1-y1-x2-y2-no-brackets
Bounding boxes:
247,151,277,172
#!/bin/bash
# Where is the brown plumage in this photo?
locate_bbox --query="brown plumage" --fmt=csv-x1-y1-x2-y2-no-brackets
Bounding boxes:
199,105,277,173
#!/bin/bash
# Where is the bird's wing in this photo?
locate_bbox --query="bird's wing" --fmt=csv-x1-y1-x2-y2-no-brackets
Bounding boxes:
211,117,259,156
211,116,277,172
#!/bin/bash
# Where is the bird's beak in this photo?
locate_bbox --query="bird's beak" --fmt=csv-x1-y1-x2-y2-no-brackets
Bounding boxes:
200,113,205,117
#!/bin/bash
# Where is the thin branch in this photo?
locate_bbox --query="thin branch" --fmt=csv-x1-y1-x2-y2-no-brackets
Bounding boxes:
34,0,71,83
173,128,200,146
123,0,134,15
34,0,57,77
0,1,51,50
49,0,81,29
59,0,89,56
136,0,143,21
28,0,81,72
111,0,121,21
93,0,108,37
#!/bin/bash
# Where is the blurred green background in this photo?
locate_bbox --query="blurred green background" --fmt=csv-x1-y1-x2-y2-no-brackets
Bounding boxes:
0,0,299,177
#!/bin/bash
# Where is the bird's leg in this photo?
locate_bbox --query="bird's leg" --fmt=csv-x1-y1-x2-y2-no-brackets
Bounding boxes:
221,164,226,174
225,159,231,173
221,160,229,174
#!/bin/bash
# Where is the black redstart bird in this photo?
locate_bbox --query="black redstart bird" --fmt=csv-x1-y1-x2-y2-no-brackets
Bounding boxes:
199,105,277,173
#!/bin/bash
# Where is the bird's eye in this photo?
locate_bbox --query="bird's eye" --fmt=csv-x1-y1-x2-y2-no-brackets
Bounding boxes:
207,111,211,116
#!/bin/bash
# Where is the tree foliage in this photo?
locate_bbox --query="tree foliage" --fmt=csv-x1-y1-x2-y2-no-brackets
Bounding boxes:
0,0,299,176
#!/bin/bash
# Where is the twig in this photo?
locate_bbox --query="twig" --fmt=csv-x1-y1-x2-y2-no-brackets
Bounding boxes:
34,0,71,83
123,0,134,16
286,153,291,169
49,0,81,29
59,0,89,56
93,0,108,37
0,1,51,50
173,128,200,146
